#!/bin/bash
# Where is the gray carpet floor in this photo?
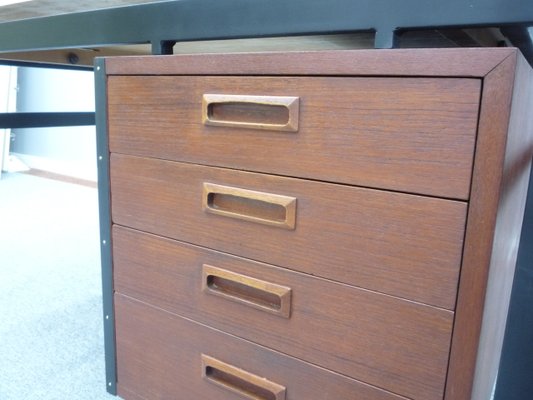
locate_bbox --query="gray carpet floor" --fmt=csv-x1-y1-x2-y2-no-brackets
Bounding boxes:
0,172,116,400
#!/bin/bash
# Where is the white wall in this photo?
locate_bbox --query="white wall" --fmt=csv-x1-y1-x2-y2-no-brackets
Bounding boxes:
11,67,97,181
0,66,18,177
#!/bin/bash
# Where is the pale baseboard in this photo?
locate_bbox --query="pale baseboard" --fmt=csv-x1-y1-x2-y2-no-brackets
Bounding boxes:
11,152,97,182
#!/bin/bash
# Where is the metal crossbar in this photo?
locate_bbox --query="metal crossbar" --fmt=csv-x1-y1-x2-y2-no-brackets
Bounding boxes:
0,112,95,129
0,0,531,57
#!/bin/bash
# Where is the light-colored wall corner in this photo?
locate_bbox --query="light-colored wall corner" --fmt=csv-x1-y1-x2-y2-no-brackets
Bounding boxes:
0,65,18,177
10,67,96,181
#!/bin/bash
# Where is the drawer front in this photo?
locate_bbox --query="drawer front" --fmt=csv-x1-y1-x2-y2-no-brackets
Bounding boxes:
108,75,480,199
110,154,467,309
114,226,454,400
115,294,410,400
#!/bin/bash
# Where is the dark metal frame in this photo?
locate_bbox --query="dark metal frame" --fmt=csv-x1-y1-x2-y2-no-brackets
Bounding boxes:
0,59,92,71
94,58,117,395
0,112,94,129
0,0,532,58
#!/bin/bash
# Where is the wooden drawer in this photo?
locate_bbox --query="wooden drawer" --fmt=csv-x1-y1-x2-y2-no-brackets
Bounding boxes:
108,75,480,199
110,153,467,309
115,293,411,400
113,226,454,400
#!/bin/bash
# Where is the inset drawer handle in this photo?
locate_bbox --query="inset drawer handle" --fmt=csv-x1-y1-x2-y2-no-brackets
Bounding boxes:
202,183,297,230
202,94,299,132
202,264,292,318
201,354,286,400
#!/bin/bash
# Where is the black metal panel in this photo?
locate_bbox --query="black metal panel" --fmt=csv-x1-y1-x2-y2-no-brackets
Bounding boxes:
495,163,533,400
0,0,531,54
0,112,95,129
94,57,117,396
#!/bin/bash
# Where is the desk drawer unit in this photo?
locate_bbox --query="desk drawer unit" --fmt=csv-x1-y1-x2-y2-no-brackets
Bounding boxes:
97,49,533,400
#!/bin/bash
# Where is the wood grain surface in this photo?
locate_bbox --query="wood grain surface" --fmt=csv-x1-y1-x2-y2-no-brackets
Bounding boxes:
113,226,454,400
110,154,467,309
108,75,480,199
114,294,411,400
0,0,161,22
104,48,515,77
444,52,517,400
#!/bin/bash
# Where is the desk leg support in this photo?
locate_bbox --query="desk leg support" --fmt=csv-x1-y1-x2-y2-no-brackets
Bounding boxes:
95,57,117,396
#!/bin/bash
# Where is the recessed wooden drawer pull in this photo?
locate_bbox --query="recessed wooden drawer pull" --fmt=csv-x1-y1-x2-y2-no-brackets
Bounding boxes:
202,264,292,318
202,183,297,230
202,94,299,132
201,354,286,400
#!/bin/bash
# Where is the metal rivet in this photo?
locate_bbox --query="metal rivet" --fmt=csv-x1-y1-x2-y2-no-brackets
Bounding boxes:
97,66,101,71
108,382,112,387
98,156,103,160
105,315,109,320
102,240,107,245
